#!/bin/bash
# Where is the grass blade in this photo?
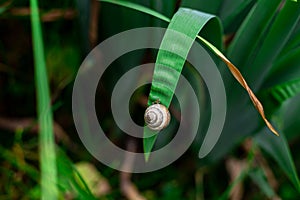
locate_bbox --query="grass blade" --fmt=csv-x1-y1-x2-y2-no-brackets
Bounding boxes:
30,0,58,199
249,168,276,198
144,8,222,160
57,149,96,199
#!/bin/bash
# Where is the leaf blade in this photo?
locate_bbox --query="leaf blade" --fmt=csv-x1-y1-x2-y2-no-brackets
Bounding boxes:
254,129,300,192
144,8,222,158
30,0,58,198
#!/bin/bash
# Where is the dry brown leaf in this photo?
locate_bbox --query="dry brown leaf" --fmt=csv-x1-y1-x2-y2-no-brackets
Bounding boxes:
197,36,279,136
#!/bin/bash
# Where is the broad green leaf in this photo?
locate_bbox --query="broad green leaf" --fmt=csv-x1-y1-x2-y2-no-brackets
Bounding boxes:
149,0,176,19
207,0,282,160
213,0,299,160
280,93,300,140
279,21,300,55
227,0,282,73
30,0,58,199
100,0,159,93
144,8,222,160
219,0,256,33
148,9,221,107
264,78,300,105
265,48,300,87
244,0,300,90
254,128,300,192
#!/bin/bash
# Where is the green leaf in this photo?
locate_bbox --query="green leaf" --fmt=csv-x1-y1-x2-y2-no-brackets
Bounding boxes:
144,8,222,160
265,47,300,87
266,78,300,105
30,0,58,198
249,168,276,198
254,129,300,192
149,0,176,19
0,145,39,182
244,0,300,90
212,0,300,160
227,0,282,73
219,0,256,33
279,21,300,55
56,150,97,199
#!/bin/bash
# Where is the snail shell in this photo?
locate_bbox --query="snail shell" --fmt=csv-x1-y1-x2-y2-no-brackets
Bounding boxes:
144,104,171,131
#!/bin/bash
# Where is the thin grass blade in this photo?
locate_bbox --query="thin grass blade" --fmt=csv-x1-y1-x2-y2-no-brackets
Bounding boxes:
249,168,277,198
30,0,58,198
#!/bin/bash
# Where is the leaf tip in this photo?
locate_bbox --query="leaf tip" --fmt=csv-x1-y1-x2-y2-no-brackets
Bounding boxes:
144,152,150,162
265,120,280,136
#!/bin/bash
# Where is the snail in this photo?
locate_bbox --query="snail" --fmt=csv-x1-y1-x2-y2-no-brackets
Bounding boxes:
144,103,171,131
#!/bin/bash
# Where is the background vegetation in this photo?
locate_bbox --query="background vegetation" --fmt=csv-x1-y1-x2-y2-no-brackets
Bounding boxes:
0,0,300,199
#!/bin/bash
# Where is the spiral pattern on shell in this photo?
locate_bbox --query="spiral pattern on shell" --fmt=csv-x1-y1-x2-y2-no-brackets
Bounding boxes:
144,104,171,131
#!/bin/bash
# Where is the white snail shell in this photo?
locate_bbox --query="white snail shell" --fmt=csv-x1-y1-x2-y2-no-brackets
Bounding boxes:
144,104,171,131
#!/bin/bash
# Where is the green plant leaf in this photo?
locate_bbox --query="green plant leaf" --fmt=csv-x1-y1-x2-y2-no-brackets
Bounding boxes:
279,21,300,55
143,8,222,160
227,0,282,73
264,78,300,105
281,94,300,140
249,168,276,198
254,128,300,192
265,47,300,87
244,0,300,90
147,9,221,107
56,149,97,199
219,0,255,33
30,0,58,198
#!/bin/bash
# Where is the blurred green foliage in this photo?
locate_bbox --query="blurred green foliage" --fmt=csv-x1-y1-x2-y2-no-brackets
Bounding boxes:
0,0,300,199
